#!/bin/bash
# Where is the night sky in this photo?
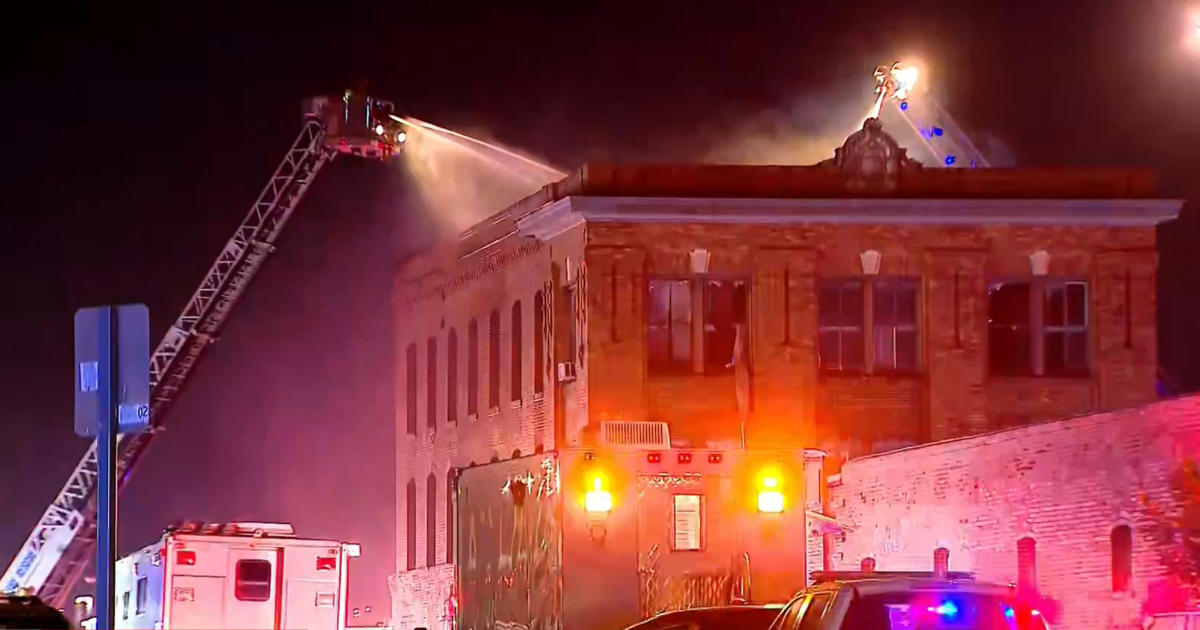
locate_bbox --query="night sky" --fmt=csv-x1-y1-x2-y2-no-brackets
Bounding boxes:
4,0,1200,624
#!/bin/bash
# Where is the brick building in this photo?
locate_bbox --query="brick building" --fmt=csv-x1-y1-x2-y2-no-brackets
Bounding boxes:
390,119,1180,627
827,394,1200,630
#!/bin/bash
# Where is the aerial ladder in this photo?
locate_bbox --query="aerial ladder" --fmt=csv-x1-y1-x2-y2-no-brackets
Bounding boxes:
870,62,990,168
1,90,409,607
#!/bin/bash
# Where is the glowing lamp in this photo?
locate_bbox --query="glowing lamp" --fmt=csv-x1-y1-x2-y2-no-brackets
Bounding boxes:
396,131,407,144
584,476,612,513
757,488,784,513
374,124,385,136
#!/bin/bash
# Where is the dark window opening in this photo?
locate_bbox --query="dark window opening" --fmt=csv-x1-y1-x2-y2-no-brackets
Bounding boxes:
406,479,417,571
564,285,577,365
467,319,478,416
234,559,273,602
447,329,458,424
1112,525,1132,592
873,279,919,371
135,576,147,614
427,336,437,429
1017,536,1037,593
405,344,417,435
818,280,865,371
426,473,438,567
511,301,523,401
534,291,545,394
648,279,693,373
989,281,1089,376
703,279,746,373
488,309,500,409
446,471,456,565
122,592,130,620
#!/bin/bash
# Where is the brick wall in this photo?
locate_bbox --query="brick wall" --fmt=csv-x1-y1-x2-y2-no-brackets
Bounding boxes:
585,221,1159,460
392,217,586,628
829,395,1200,630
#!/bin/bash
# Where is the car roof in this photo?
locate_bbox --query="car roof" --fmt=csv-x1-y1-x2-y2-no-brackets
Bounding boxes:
804,577,1015,598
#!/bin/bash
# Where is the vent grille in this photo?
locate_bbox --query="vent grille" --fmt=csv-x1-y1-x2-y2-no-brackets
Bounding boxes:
600,421,671,449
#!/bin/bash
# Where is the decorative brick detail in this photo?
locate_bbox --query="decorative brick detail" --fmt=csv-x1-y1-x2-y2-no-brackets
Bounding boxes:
829,395,1200,630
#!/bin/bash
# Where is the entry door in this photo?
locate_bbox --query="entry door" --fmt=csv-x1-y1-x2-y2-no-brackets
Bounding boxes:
225,547,282,629
635,473,738,616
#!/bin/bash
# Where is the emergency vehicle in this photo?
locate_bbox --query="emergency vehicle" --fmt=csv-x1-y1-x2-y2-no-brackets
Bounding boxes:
110,522,359,630
452,445,826,630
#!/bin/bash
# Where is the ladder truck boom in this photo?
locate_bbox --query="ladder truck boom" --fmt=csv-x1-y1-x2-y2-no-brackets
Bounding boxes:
871,61,990,168
1,92,407,607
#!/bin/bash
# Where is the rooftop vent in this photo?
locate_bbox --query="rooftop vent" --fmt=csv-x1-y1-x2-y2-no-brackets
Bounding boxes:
600,421,671,449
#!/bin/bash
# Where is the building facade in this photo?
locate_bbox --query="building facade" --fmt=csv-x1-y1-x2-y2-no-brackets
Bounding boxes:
390,120,1180,628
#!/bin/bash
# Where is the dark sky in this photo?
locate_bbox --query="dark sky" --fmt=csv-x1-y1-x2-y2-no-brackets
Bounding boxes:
4,0,1200,625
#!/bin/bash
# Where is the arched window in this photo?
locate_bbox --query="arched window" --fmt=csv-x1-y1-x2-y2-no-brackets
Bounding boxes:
512,301,523,401
447,328,458,424
446,470,456,564
488,310,500,409
405,479,417,570
427,336,437,429
426,473,438,567
467,319,478,416
534,291,545,394
1017,536,1037,593
405,344,417,435
1112,525,1132,592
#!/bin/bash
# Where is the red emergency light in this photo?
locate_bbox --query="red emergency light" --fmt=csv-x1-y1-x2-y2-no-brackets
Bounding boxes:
317,557,337,571
708,453,723,464
647,453,662,464
678,453,692,464
176,550,196,566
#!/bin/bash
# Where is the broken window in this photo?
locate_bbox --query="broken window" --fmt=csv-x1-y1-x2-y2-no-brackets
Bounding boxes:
648,279,693,373
703,279,747,373
988,281,1089,376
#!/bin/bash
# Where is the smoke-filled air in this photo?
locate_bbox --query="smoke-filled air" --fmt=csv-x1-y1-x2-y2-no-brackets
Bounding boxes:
395,116,567,233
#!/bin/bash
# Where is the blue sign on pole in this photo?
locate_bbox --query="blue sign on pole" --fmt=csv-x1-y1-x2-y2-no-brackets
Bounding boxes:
74,304,151,438
73,304,149,630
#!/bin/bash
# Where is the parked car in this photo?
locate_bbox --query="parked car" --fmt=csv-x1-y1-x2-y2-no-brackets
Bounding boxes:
625,605,785,630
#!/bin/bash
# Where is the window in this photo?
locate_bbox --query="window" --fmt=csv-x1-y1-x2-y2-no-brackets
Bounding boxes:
988,281,1089,376
873,280,919,371
511,301,523,401
122,592,130,620
1017,536,1037,593
1044,282,1089,375
798,593,832,630
406,479,417,571
819,279,919,373
564,285,578,365
427,336,437,429
672,494,704,551
489,309,500,409
534,291,545,394
648,279,693,372
467,319,478,416
234,559,273,602
1112,525,1132,592
447,329,458,424
405,344,417,435
446,471,456,564
703,279,746,372
426,473,438,567
818,280,865,371
135,576,147,614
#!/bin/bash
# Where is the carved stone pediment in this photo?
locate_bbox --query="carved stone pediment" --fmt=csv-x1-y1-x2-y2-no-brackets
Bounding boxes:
820,117,922,193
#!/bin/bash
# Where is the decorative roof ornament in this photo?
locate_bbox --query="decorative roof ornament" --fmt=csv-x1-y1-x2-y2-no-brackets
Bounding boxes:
821,117,922,193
